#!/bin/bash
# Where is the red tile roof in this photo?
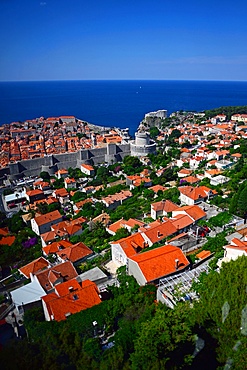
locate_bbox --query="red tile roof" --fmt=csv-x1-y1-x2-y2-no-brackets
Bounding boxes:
81,164,94,171
26,189,44,197
42,279,101,321
19,257,50,278
171,214,194,230
108,219,125,233
40,230,57,244
0,235,16,246
123,218,145,228
196,250,211,259
53,188,68,197
151,199,178,213
56,242,93,263
0,227,9,236
129,245,189,283
34,210,62,226
173,205,206,221
183,175,200,184
42,240,73,256
111,232,146,258
143,220,177,244
34,261,78,292
149,185,167,193
178,186,217,201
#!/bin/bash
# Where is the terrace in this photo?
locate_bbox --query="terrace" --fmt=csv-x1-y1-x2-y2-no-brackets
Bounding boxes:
157,259,213,308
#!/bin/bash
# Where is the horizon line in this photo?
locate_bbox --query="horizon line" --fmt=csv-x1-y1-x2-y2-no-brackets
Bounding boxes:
1,78,247,83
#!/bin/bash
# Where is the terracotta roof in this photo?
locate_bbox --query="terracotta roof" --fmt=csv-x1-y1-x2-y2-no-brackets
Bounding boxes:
151,199,178,213
143,220,177,244
129,245,189,283
42,240,73,256
107,219,125,233
196,250,211,259
183,176,200,184
34,210,62,226
81,164,94,171
171,214,194,230
102,190,132,205
231,153,242,158
230,238,247,248
64,177,76,184
56,169,68,174
53,188,68,197
19,257,50,278
178,169,192,175
123,218,145,228
34,261,78,292
178,186,217,201
56,242,93,262
111,232,146,258
71,216,87,225
42,279,101,321
0,227,10,236
149,185,167,193
51,220,82,237
173,205,206,221
33,181,50,188
75,198,93,208
26,189,44,197
0,235,16,246
40,230,57,243
205,169,222,176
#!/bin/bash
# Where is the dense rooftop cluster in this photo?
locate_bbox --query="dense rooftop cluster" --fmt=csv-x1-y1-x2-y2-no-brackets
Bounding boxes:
0,115,126,167
1,108,247,369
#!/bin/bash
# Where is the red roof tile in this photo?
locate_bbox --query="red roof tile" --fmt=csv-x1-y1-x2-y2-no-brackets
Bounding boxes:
0,235,16,246
34,261,78,292
34,210,62,226
56,242,93,263
19,257,50,278
143,220,177,244
130,245,189,282
42,240,73,256
173,205,206,221
42,279,101,321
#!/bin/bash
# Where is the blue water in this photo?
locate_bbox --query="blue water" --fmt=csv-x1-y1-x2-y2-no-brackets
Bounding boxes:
1,80,247,135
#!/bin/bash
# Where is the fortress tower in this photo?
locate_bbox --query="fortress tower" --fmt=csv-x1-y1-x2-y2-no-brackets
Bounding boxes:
130,124,156,157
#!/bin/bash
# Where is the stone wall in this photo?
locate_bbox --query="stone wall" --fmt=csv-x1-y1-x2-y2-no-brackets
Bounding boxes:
6,143,131,179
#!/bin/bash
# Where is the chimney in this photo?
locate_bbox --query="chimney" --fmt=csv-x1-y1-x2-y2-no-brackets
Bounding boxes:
175,259,179,270
157,230,161,238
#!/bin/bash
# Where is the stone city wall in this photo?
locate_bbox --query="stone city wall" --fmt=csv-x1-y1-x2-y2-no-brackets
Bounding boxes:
6,144,130,179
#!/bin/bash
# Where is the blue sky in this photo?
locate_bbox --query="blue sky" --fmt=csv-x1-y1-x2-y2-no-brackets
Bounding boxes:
1,0,247,81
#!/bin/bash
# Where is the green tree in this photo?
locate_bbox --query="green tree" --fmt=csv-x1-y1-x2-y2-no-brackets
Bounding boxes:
71,190,87,203
149,126,160,139
194,256,247,366
130,303,194,370
238,185,247,217
111,227,130,241
39,171,50,181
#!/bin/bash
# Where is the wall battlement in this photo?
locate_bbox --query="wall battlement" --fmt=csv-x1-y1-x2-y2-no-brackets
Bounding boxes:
5,144,130,179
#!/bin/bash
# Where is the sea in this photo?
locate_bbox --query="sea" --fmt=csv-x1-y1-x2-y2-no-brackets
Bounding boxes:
1,80,247,135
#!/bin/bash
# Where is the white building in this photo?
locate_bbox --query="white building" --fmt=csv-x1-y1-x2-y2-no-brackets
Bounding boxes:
31,210,63,235
218,238,247,267
80,164,95,176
